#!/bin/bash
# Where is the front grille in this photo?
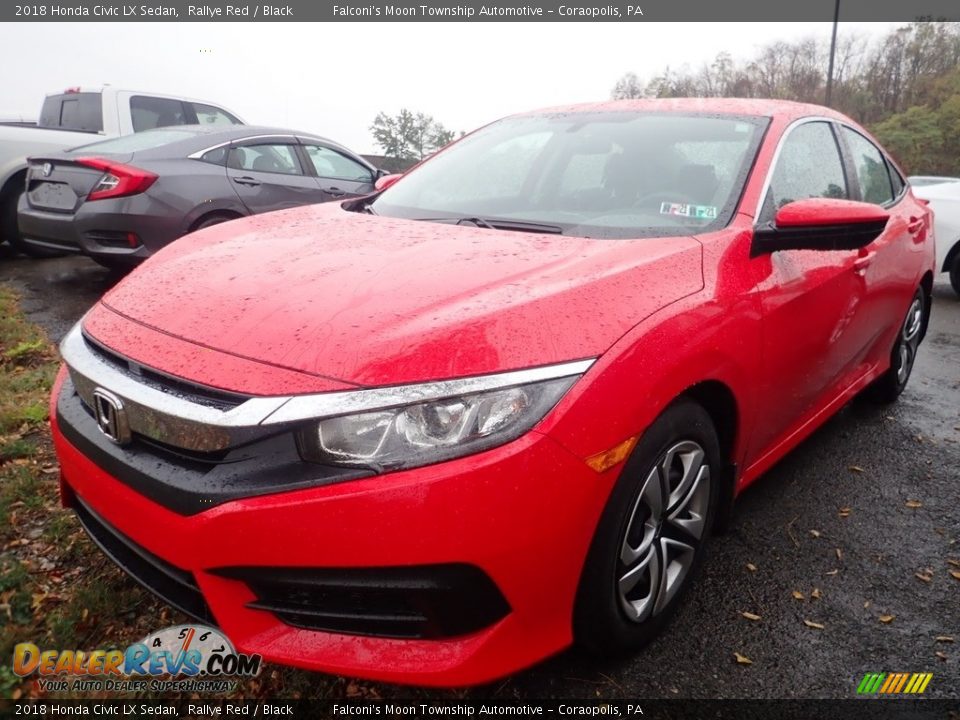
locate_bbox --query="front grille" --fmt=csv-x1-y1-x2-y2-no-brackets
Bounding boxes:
212,565,511,639
73,495,215,625
82,333,246,411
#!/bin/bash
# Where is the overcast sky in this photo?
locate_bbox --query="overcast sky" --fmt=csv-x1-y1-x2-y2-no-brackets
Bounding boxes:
1,22,901,154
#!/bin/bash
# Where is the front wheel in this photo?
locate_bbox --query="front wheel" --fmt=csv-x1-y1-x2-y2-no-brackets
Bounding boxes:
574,399,720,656
950,254,960,297
866,289,925,404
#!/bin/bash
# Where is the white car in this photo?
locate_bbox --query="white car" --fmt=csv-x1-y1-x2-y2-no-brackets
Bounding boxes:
910,177,960,296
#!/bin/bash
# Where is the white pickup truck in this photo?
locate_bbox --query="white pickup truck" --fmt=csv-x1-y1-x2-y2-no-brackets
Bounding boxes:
0,87,244,255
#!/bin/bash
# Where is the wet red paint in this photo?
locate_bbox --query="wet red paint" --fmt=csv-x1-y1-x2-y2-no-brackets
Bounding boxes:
54,99,936,685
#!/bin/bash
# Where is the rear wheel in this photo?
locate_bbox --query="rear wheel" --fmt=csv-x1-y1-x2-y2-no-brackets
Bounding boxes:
191,213,239,232
867,289,924,404
574,399,720,656
950,253,960,297
2,190,67,258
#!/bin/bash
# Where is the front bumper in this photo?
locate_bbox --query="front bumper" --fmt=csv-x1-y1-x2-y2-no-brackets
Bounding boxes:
51,367,612,686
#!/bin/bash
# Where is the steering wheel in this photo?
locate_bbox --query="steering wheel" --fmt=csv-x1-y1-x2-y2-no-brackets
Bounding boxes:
633,191,698,211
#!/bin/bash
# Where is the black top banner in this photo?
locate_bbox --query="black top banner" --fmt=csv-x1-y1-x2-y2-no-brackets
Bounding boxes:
3,699,960,720
3,0,960,22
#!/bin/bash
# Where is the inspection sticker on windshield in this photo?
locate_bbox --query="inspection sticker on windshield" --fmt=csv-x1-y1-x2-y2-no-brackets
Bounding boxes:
660,202,718,219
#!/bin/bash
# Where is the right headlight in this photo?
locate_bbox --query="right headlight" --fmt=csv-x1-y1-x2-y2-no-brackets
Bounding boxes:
297,375,579,472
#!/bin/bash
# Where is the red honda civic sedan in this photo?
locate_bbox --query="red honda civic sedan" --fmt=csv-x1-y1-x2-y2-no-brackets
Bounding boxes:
51,99,935,686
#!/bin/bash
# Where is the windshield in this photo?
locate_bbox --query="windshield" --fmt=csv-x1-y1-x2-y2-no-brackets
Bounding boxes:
68,127,205,154
371,112,768,239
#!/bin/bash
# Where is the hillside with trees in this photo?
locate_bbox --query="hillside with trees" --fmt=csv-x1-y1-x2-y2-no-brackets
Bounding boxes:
611,22,960,175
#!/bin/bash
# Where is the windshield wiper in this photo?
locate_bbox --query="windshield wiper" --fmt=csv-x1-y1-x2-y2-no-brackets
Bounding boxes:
414,217,564,234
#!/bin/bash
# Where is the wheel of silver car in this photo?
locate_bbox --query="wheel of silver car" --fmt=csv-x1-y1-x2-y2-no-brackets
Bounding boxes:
574,399,720,656
950,253,960,297
867,288,925,404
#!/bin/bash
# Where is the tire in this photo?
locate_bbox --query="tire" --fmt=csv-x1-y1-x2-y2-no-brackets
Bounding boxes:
191,213,238,232
950,253,960,298
574,398,720,656
2,190,67,258
866,289,925,404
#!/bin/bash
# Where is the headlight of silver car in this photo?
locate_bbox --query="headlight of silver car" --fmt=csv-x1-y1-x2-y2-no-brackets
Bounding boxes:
297,375,580,471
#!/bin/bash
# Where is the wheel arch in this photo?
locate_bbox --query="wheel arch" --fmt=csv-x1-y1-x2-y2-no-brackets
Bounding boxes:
0,167,28,241
187,208,244,234
919,270,934,342
680,380,739,533
942,237,960,274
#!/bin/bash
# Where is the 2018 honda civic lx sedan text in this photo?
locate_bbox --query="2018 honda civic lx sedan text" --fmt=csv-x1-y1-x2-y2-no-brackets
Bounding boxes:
51,99,935,686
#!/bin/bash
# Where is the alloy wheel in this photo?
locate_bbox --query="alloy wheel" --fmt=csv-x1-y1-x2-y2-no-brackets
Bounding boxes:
617,440,711,623
896,296,923,385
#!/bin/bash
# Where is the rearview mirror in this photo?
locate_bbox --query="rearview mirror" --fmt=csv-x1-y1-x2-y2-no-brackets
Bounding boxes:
751,198,889,257
375,173,403,192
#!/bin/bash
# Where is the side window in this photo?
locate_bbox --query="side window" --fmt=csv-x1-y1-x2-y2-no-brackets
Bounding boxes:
228,144,302,175
303,145,373,182
200,146,228,166
190,102,242,126
842,128,894,205
764,122,848,220
131,96,188,132
888,162,905,197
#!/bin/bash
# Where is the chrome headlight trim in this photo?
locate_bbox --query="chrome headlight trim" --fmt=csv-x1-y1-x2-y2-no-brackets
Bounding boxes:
261,358,594,425
59,322,593,453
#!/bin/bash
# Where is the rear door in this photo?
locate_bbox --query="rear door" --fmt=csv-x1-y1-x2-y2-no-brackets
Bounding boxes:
226,138,328,214
299,142,376,199
836,126,926,368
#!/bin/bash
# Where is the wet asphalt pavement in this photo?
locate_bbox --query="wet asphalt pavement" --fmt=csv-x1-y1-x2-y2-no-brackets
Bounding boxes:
0,250,957,700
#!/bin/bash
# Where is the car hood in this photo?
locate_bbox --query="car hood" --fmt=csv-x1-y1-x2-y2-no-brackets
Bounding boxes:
89,203,704,393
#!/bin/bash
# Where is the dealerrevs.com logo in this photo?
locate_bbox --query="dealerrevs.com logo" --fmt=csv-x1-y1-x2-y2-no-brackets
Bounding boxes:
13,624,261,693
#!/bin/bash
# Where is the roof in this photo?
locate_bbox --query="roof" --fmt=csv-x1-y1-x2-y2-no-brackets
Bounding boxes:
522,97,850,123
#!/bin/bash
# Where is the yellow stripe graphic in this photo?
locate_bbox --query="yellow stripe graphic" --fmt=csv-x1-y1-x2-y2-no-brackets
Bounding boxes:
917,674,933,694
903,674,919,693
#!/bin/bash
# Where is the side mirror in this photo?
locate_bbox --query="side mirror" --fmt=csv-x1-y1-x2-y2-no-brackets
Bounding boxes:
375,173,403,192
751,198,889,257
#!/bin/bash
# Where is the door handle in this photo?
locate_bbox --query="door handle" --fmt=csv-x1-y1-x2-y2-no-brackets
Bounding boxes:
907,216,924,234
853,251,876,274
232,176,261,187
325,187,346,198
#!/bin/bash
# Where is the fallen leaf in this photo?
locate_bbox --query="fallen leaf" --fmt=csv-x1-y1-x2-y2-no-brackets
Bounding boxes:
848,466,865,473
936,651,948,662
741,611,762,621
809,529,821,538
916,572,933,583
746,563,757,572
950,571,960,582
879,614,895,624
811,587,822,599
836,548,843,560
864,600,871,608
838,507,852,518
826,569,839,576
948,559,960,568
935,636,954,643
905,500,923,508
804,619,825,629
792,590,805,601
733,652,753,665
